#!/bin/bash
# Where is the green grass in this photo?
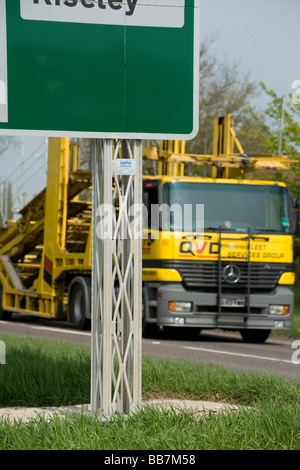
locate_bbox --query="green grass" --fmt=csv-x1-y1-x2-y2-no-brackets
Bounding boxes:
292,289,300,335
1,403,300,450
1,333,300,408
0,334,90,407
0,333,300,449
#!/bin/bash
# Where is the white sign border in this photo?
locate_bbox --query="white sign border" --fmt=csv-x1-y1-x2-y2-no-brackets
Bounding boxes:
0,0,199,140
0,0,8,123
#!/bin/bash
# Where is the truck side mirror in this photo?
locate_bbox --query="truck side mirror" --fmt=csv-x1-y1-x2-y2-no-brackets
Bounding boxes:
294,211,300,236
289,191,300,236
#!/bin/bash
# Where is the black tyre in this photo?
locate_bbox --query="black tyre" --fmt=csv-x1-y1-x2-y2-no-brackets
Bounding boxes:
142,287,158,337
0,285,11,321
68,276,91,330
240,329,271,344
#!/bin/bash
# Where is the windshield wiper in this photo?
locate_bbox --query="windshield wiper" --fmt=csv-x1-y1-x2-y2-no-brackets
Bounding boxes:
182,230,212,239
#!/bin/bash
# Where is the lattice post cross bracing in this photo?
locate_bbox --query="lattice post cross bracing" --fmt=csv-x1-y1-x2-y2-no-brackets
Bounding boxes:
91,139,142,416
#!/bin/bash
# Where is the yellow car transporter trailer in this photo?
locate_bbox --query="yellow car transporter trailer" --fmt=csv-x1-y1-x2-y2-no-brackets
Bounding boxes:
0,137,92,329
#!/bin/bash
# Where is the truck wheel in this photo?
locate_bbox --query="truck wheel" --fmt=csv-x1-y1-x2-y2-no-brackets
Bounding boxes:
142,287,158,337
68,277,91,330
240,329,271,343
0,285,11,321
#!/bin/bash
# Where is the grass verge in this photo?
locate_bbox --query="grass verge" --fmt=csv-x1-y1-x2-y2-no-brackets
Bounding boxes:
1,403,300,450
0,333,300,450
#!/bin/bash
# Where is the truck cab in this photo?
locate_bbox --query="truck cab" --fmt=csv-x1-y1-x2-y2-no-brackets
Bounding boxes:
142,176,296,343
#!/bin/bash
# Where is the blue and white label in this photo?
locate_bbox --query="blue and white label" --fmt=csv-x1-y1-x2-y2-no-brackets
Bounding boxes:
0,0,8,123
115,159,136,175
20,0,185,28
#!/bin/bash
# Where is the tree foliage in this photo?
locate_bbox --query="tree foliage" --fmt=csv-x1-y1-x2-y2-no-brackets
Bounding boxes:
242,82,300,158
240,82,300,189
187,36,259,156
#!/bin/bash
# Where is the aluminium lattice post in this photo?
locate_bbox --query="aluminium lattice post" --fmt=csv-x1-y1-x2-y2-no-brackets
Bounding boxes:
120,140,142,412
132,139,143,410
91,138,142,417
91,139,113,416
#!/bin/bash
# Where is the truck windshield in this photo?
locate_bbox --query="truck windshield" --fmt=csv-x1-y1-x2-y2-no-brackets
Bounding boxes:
163,182,290,234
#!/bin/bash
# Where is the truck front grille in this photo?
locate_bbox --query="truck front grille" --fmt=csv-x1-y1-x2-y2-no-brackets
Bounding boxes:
155,260,291,293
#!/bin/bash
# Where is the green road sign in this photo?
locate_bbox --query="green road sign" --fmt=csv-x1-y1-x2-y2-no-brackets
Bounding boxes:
0,0,199,139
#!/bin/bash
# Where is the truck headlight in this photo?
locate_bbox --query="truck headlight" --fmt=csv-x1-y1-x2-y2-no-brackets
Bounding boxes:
169,301,192,312
269,305,289,315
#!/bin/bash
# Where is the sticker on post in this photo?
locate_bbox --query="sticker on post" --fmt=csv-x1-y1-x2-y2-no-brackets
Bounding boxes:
115,159,136,176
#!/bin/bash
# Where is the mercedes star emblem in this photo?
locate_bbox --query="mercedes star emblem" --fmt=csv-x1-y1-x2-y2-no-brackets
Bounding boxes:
223,264,241,284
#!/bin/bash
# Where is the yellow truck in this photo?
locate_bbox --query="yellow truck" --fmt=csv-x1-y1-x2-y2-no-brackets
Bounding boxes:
141,115,298,343
142,175,296,343
0,115,298,343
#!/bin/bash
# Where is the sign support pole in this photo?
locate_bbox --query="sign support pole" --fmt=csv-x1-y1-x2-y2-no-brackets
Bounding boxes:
91,139,142,416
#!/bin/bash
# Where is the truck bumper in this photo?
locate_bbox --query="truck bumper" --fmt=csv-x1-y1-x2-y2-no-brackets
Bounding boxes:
156,283,294,330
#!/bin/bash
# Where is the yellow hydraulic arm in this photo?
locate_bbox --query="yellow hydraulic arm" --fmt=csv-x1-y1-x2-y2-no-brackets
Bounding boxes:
143,114,297,177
